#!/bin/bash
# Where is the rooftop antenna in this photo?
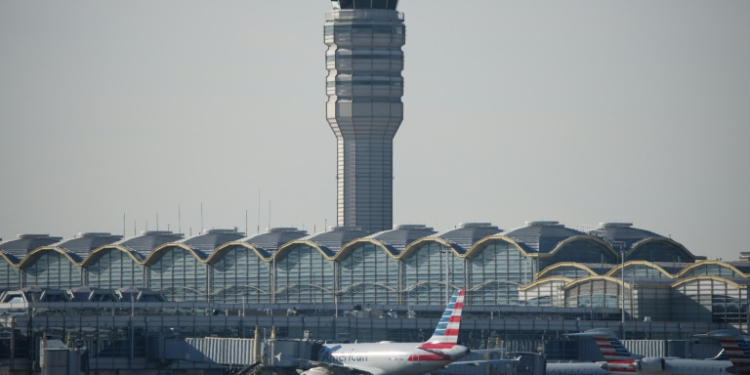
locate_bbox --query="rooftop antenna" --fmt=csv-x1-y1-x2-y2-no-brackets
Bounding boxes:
178,204,182,234
123,213,126,238
268,201,272,229
245,209,249,236
134,221,137,237
156,213,159,231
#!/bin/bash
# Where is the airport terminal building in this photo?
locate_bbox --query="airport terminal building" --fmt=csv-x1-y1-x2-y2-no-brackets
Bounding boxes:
1,1,746,373
1,220,748,326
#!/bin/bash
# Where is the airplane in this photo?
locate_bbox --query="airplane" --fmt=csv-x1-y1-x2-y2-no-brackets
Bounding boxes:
695,329,750,375
289,290,484,375
570,328,734,375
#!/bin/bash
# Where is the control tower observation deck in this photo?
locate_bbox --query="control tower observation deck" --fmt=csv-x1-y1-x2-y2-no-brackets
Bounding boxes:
325,0,405,234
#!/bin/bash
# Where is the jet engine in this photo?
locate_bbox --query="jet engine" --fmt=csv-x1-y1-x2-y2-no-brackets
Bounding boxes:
638,357,666,373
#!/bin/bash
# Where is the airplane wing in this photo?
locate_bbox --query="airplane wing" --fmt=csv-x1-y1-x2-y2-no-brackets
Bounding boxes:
446,357,520,367
298,358,387,375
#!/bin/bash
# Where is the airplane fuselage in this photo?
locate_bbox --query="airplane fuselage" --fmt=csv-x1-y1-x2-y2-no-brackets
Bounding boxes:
319,342,469,375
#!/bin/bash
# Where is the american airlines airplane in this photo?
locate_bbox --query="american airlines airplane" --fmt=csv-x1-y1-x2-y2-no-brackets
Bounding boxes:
571,328,738,375
292,290,479,375
696,329,750,375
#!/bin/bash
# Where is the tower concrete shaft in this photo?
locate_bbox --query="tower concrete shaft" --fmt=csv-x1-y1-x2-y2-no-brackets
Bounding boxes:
325,1,405,234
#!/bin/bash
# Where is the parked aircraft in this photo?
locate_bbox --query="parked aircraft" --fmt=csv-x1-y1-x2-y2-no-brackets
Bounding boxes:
290,290,474,375
571,328,735,375
696,329,750,375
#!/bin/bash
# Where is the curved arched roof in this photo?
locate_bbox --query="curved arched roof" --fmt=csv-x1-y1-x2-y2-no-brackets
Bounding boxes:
143,243,210,265
298,227,370,253
605,261,674,279
0,234,63,263
435,223,502,253
80,245,145,266
275,240,337,261
19,247,82,268
588,222,662,249
518,277,573,291
367,224,437,253
207,242,273,263
561,276,633,291
628,237,696,262
398,237,464,259
503,221,585,253
55,233,123,257
464,234,617,260
115,231,184,257
671,275,750,289
464,235,533,259
241,227,308,252
675,261,748,279
176,229,245,257
536,263,599,279
545,235,619,259
336,238,401,260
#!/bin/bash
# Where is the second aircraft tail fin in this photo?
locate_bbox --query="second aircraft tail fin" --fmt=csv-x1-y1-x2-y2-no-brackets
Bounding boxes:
420,289,464,350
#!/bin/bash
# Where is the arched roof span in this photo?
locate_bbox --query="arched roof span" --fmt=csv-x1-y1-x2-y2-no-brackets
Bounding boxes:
18,247,81,268
536,263,598,280
274,240,336,261
561,276,633,291
468,279,523,292
605,260,674,279
628,237,696,261
143,243,208,265
207,242,273,264
335,238,401,260
546,235,619,259
465,235,617,260
338,282,399,294
464,235,533,259
0,253,20,267
671,275,749,289
398,237,464,260
80,245,145,266
518,277,573,291
675,261,748,279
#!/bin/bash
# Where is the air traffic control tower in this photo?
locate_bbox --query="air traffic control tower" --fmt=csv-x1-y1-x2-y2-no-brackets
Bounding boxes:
325,0,405,234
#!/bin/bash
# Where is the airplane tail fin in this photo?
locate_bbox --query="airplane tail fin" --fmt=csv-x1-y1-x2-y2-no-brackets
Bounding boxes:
704,329,750,375
420,289,464,350
567,329,637,374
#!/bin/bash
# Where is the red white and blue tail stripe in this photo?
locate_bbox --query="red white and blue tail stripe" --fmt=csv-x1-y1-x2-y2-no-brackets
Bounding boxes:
568,329,637,374
420,289,464,350
709,330,750,375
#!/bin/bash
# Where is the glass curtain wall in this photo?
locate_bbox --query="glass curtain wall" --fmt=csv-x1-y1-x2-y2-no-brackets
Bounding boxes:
338,243,400,304
22,251,82,289
274,245,335,304
0,260,20,289
211,246,271,304
86,249,144,289
147,248,207,302
467,240,532,306
402,243,460,305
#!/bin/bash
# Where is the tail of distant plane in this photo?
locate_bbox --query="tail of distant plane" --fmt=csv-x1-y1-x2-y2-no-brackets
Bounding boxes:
567,329,637,374
419,289,464,350
703,329,750,375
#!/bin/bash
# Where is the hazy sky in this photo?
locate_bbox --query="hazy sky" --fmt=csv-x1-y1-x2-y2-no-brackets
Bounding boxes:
1,1,748,261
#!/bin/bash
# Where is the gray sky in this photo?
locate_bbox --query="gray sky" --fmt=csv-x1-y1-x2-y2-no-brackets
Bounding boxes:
1,1,748,261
